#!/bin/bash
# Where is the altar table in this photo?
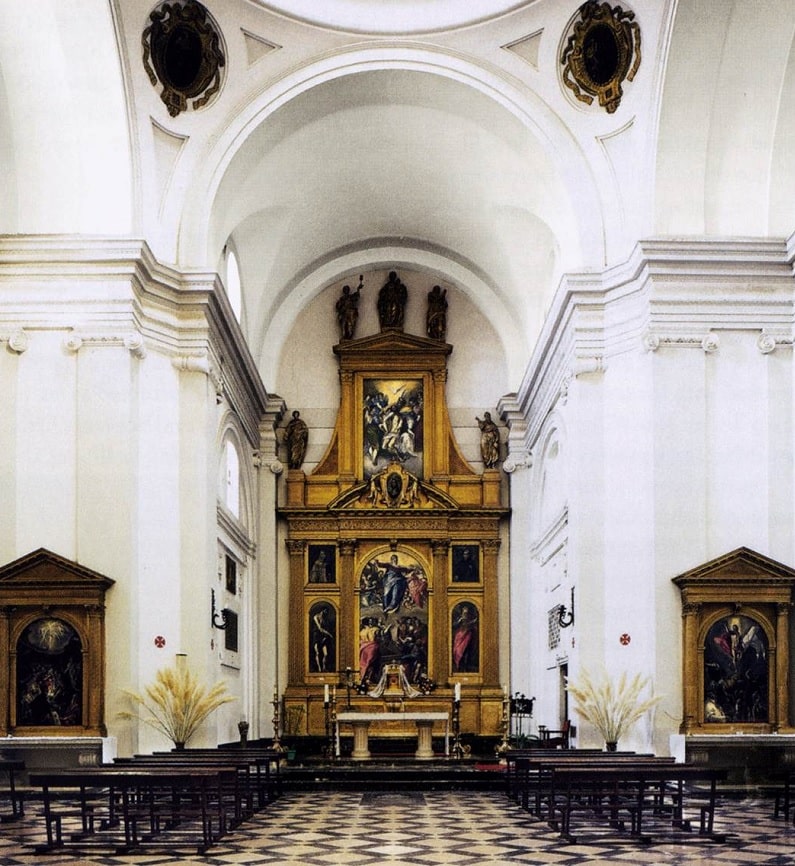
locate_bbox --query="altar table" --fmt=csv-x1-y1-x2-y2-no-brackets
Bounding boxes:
336,712,449,760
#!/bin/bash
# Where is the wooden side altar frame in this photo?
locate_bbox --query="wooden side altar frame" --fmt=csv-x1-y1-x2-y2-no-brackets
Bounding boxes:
336,712,449,760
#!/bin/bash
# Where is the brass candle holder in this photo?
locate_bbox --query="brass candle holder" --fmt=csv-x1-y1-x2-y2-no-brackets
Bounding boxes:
271,691,285,753
451,697,464,760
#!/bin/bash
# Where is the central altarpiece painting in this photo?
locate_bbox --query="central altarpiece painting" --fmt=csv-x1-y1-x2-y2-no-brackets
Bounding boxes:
280,283,508,746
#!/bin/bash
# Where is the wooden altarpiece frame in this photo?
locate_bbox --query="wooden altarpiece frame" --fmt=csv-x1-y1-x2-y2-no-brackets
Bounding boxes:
279,328,509,740
0,548,114,736
672,547,795,734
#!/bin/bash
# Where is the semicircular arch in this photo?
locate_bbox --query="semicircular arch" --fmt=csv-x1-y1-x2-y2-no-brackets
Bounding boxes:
175,46,606,277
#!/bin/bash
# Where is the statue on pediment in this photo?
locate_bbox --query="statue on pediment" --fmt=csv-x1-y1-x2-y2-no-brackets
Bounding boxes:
426,284,447,340
335,276,362,340
377,271,407,330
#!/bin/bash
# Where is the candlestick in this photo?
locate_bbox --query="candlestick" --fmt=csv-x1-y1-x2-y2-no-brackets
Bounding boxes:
454,682,461,702
271,690,285,753
324,683,330,705
451,696,464,760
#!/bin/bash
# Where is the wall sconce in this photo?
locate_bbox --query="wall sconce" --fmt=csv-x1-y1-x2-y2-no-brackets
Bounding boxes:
557,587,575,628
211,588,229,630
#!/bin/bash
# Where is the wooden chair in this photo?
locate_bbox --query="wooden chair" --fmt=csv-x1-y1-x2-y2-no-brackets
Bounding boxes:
539,719,571,749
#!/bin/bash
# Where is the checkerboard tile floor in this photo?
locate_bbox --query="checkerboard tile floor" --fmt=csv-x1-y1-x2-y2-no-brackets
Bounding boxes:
0,790,793,865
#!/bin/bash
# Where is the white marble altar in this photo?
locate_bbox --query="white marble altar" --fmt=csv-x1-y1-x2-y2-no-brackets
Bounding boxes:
336,712,449,760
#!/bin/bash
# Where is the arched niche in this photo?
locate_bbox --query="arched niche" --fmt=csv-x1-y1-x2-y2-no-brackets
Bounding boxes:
0,549,114,736
672,547,795,734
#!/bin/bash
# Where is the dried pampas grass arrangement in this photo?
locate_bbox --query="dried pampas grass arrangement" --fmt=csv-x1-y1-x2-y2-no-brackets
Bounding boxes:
566,668,661,747
118,662,234,748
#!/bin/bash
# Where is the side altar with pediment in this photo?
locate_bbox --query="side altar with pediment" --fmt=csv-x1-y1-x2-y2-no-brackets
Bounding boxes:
279,284,509,747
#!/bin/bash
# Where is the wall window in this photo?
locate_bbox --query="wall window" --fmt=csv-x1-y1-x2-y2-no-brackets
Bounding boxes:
225,246,242,321
224,440,241,518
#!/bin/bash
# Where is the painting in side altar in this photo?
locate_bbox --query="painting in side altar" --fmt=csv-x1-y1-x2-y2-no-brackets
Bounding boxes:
363,378,423,479
16,618,83,726
358,551,429,689
704,614,768,723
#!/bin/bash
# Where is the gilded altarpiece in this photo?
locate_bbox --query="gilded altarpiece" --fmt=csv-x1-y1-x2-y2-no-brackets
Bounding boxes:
280,330,508,741
0,548,114,737
672,547,795,735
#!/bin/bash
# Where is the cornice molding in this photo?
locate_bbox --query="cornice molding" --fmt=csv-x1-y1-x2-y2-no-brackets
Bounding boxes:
0,236,271,447
512,237,795,445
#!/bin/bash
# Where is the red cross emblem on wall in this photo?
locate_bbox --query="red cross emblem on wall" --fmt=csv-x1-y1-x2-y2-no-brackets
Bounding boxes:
619,633,631,645
154,635,166,648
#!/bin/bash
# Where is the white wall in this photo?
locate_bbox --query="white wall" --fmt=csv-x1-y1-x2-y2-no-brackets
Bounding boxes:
508,239,795,752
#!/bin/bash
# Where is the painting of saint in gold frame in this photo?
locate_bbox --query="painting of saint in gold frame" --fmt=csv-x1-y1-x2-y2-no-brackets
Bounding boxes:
308,545,336,584
452,601,479,674
308,601,336,674
363,379,423,479
452,544,480,583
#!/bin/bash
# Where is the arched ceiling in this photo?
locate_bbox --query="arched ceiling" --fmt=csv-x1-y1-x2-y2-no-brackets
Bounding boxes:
4,1,795,393
209,69,578,378
252,0,530,34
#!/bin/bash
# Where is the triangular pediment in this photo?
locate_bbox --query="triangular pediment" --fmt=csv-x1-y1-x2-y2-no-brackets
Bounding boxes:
672,547,795,588
334,328,452,361
0,548,115,591
327,462,459,511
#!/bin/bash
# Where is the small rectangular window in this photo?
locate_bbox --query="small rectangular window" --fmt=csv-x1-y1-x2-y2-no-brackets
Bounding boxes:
225,555,237,594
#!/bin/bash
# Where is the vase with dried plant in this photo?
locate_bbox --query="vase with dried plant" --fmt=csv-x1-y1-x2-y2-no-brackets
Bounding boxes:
118,661,234,750
566,668,662,751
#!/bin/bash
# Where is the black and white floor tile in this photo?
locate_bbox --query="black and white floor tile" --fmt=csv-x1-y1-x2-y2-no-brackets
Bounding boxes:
0,790,793,865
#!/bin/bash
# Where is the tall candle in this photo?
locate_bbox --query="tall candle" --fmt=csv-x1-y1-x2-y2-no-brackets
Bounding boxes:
324,684,330,705
454,682,461,702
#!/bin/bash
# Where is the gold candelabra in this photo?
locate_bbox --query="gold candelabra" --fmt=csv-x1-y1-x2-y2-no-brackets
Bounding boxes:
322,687,338,761
495,692,510,762
451,696,464,760
271,690,286,753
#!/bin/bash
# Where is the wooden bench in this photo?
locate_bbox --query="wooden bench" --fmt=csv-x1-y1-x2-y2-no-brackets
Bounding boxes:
159,746,283,803
545,763,728,844
29,765,237,854
0,758,25,822
117,751,277,825
508,751,660,813
504,748,602,803
763,770,795,821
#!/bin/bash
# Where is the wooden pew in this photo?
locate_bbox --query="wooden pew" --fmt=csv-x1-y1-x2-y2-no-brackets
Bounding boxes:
29,765,237,854
117,752,268,825
504,748,602,803
157,746,282,803
507,750,657,812
546,763,728,844
764,769,794,821
0,758,25,822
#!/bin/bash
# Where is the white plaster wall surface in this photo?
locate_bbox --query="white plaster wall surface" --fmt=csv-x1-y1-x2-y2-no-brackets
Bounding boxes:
0,1,133,234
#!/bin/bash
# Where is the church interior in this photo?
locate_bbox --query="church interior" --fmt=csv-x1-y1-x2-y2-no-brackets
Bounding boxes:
2,0,795,832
